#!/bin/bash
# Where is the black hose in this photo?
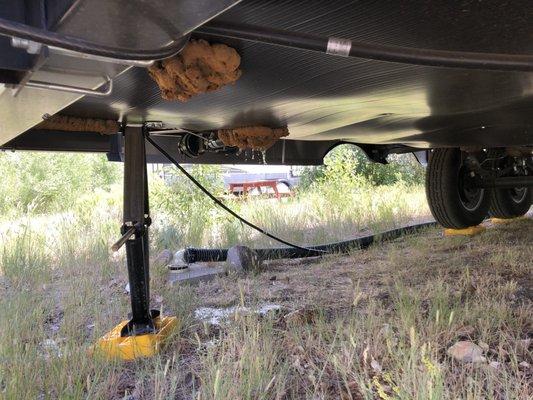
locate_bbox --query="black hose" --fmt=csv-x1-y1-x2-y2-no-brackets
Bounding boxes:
145,134,325,255
0,17,187,61
197,21,533,72
183,221,437,263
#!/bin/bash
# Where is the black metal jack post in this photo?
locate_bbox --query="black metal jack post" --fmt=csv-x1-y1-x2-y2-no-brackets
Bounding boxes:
117,125,157,336
98,125,177,359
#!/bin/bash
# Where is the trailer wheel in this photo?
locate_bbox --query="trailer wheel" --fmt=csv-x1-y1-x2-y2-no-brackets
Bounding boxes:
426,148,492,229
489,187,531,219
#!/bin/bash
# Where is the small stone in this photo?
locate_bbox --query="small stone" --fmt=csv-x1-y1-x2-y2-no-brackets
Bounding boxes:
518,361,530,369
447,341,486,363
124,283,130,294
226,245,260,273
270,275,277,281
370,358,382,373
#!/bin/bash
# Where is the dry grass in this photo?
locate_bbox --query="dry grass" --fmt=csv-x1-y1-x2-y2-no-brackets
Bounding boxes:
1,209,532,398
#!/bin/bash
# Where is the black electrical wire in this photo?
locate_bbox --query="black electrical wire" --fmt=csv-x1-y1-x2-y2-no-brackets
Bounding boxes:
2,16,532,69
197,21,533,72
0,17,187,61
145,135,325,255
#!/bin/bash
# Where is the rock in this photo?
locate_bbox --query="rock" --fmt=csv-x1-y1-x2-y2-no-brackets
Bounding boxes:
518,361,530,369
153,249,173,267
124,283,130,294
226,245,260,273
370,358,383,373
447,341,486,363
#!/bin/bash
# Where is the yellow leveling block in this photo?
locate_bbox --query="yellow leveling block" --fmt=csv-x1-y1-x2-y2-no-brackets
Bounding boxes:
444,225,486,237
491,217,525,224
94,315,178,361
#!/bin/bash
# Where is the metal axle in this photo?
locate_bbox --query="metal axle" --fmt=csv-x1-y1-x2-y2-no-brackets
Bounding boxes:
476,175,533,189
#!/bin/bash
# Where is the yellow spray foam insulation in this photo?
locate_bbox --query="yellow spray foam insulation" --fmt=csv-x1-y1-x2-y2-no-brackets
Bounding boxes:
217,126,290,150
36,115,120,135
148,39,241,101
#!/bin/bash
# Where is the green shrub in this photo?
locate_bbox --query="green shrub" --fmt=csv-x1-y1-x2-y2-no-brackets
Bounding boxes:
0,152,120,214
298,145,424,190
150,164,225,247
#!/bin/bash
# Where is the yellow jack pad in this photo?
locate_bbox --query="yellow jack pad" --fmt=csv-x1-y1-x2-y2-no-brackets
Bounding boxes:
444,225,486,237
491,217,524,224
94,315,178,361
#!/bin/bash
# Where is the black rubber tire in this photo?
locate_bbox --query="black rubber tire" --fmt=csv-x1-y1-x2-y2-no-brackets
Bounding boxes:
489,187,532,219
426,148,491,229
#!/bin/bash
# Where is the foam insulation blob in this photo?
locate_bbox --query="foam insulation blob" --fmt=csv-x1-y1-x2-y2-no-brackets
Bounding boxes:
36,115,120,135
217,126,290,150
148,39,241,101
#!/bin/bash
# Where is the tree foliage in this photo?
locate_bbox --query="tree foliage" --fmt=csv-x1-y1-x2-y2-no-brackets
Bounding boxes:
0,152,120,214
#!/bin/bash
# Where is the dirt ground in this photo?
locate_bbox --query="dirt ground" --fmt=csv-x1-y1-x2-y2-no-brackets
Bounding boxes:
149,217,532,399
1,216,531,399
187,218,532,316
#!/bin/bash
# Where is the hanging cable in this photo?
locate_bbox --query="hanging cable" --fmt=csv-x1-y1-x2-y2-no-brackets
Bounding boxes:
145,134,326,255
197,21,533,72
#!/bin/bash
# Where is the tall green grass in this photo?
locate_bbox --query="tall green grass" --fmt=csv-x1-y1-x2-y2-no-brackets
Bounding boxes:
0,148,434,399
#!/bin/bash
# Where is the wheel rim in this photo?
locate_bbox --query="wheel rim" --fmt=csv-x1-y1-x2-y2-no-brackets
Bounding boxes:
458,165,484,211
